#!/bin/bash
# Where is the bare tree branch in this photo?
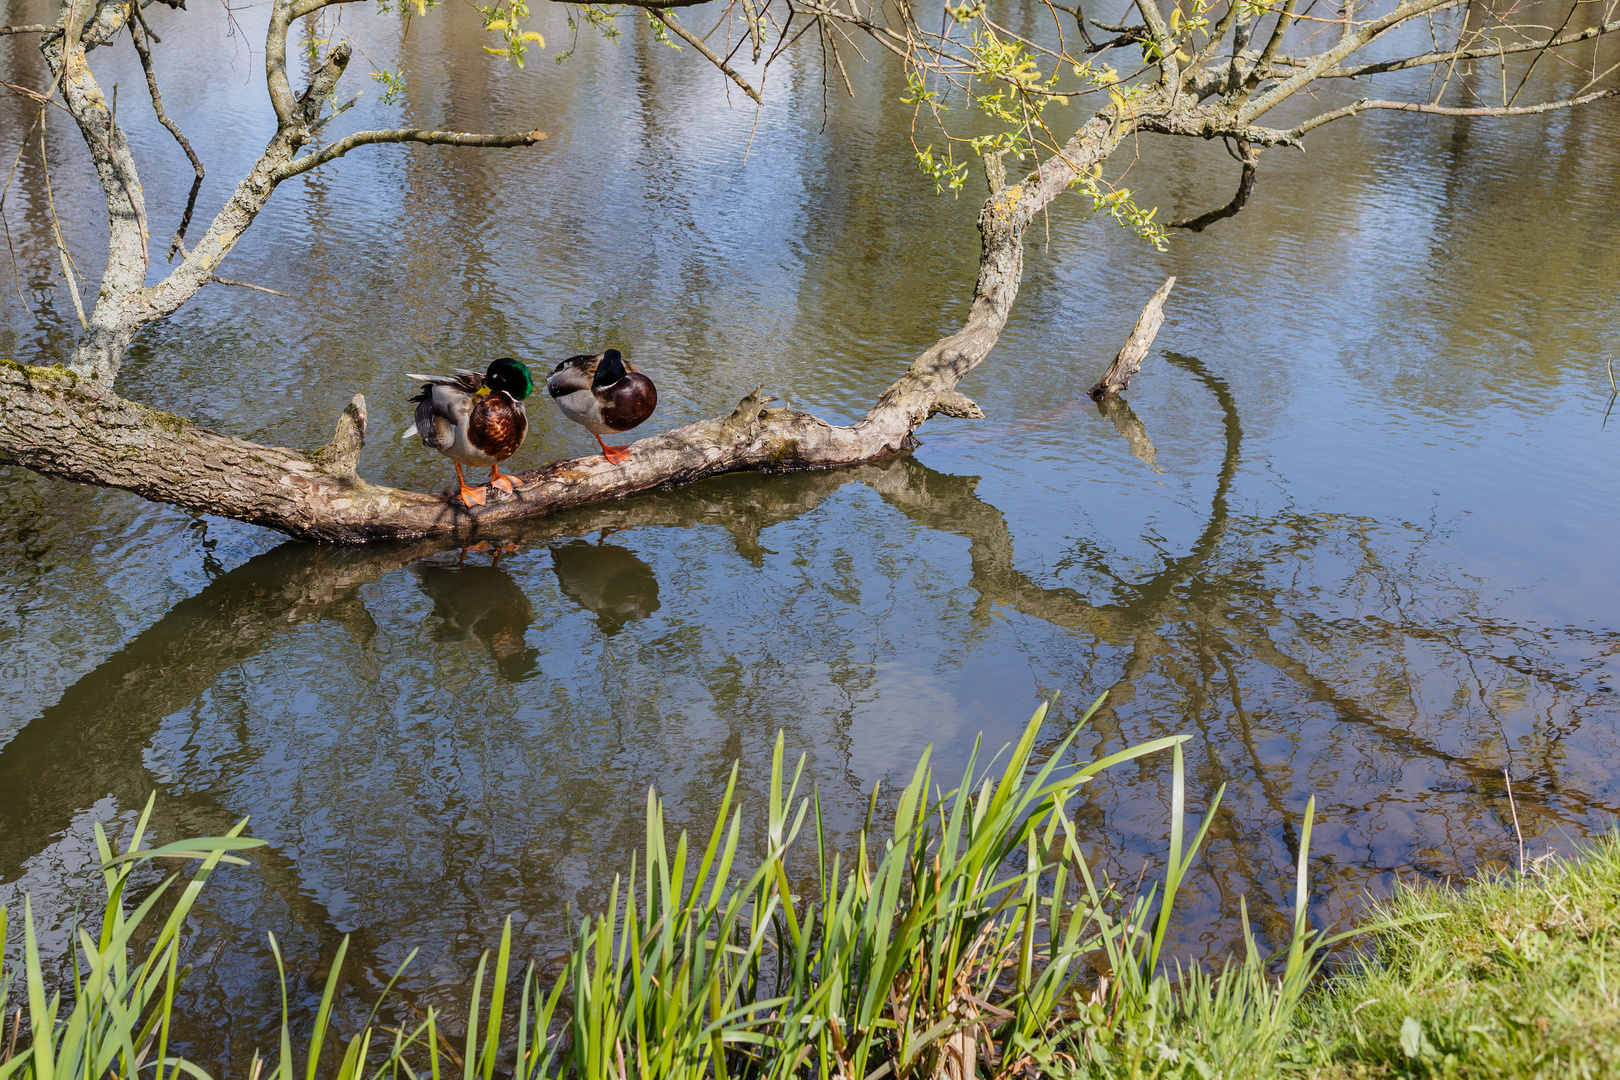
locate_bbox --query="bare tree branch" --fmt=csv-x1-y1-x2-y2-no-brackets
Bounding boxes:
1247,0,1299,93
650,9,764,103
265,0,355,123
209,276,294,296
1506,0,1583,107
129,9,207,259
1169,139,1260,231
0,24,53,35
35,126,89,330
0,79,68,107
1288,86,1620,137
129,12,203,178
274,127,548,180
1288,17,1620,79
1089,277,1177,401
1238,0,1468,123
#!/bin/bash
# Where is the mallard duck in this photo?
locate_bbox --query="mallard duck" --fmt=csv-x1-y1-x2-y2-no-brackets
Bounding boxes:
545,348,657,465
401,357,533,507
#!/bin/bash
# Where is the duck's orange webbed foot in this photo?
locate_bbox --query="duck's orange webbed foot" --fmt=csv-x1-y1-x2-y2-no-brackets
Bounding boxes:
455,464,487,508
595,435,632,465
488,464,516,494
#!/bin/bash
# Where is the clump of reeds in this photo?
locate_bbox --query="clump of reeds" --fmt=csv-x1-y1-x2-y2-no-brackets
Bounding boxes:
0,701,1338,1080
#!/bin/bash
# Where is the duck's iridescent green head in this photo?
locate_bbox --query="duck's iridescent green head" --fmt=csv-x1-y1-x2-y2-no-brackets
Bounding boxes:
485,357,534,400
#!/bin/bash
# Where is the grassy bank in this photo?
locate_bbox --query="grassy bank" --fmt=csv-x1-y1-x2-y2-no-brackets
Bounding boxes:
1,703,1615,1079
1287,838,1620,1078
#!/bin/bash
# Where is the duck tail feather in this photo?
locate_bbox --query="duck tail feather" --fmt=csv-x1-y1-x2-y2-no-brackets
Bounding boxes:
401,419,421,441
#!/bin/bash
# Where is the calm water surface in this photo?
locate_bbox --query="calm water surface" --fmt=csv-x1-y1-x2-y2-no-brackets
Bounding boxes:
1,0,1618,1063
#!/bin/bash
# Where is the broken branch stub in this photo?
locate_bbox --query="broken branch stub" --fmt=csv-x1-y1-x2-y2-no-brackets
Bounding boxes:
1088,277,1177,402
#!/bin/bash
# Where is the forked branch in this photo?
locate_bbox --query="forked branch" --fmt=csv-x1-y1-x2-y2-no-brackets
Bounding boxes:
1291,16,1620,78
129,9,206,256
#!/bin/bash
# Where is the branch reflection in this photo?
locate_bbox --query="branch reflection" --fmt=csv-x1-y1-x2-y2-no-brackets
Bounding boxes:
0,363,1615,1064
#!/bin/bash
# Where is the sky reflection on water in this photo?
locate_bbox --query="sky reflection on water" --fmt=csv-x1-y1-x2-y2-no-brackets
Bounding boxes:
1,0,1618,1065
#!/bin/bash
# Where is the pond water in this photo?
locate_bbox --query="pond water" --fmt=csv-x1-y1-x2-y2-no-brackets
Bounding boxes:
2,0,1619,1065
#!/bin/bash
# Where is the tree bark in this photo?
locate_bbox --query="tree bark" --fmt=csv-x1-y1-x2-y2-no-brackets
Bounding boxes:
14,0,1604,541
1088,277,1177,402
0,98,1136,542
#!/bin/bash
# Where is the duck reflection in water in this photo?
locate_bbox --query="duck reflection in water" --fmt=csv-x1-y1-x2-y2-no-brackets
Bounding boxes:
414,555,541,679
548,538,660,636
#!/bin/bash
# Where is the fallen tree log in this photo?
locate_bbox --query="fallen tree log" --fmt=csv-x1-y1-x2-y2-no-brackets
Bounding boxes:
7,0,1615,544
0,270,1176,545
0,361,1002,543
1,114,1165,543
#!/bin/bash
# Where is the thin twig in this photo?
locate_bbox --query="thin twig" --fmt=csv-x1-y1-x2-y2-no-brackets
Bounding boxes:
1507,0,1581,107
651,9,764,102
170,239,293,296
306,92,362,134
1503,767,1525,875
130,6,205,180
210,275,293,297
275,126,546,180
168,175,202,262
1288,86,1620,137
1,68,66,308
36,125,89,330
1297,17,1620,80
0,79,70,108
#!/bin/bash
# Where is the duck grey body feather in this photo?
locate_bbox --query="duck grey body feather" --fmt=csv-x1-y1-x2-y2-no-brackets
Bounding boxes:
401,371,504,466
546,350,656,436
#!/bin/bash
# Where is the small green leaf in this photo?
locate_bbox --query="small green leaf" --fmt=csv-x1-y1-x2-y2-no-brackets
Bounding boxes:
1399,1015,1423,1058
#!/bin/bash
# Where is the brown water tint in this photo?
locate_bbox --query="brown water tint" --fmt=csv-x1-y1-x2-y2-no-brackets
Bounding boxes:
1,0,1618,1066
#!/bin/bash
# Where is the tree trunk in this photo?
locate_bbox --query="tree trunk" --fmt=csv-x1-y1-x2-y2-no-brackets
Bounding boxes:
1,106,1144,542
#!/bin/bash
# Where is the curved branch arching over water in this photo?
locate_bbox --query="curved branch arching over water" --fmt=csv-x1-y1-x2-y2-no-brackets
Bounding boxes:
3,0,1617,538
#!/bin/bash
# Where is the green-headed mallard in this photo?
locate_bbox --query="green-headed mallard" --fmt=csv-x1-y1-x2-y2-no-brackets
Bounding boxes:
545,348,657,465
401,357,533,507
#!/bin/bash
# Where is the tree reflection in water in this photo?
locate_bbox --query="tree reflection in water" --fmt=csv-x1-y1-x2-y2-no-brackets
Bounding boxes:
0,354,1615,1069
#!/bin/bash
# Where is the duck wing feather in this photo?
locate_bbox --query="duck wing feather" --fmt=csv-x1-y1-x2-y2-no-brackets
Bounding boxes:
545,354,600,399
403,370,483,444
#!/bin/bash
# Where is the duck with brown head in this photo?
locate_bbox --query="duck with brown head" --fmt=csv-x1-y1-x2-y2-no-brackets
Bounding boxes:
545,348,657,465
